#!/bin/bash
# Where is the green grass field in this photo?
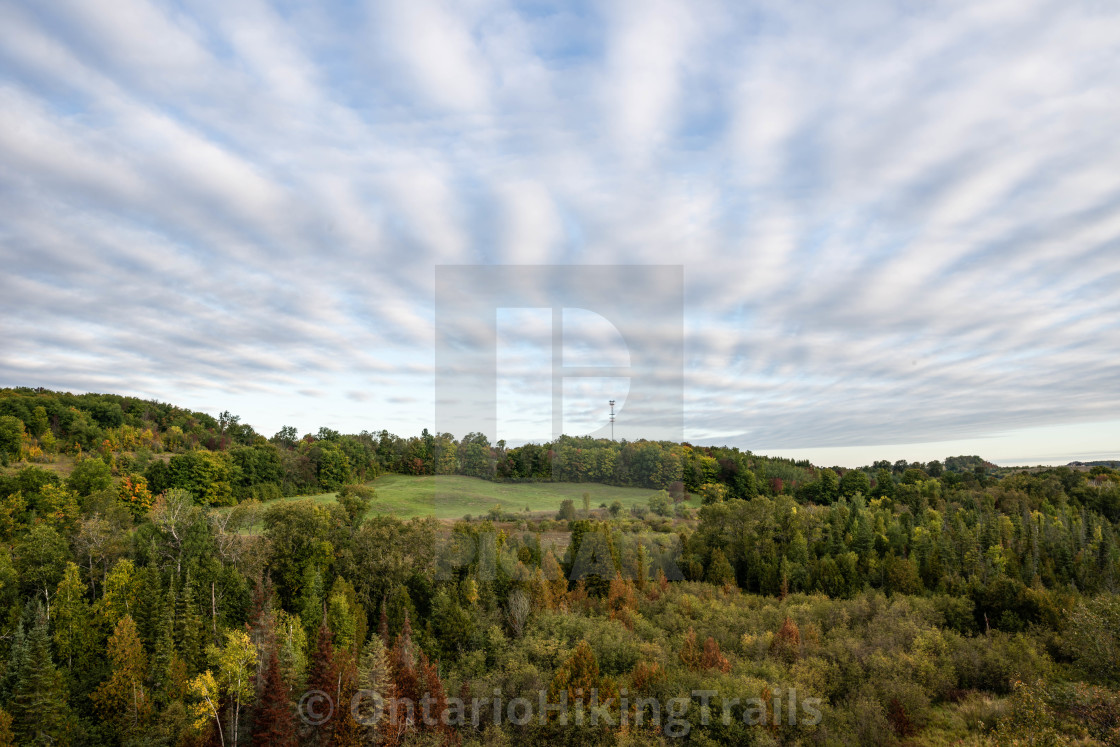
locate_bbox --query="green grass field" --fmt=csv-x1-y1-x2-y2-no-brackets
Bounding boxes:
263,474,667,520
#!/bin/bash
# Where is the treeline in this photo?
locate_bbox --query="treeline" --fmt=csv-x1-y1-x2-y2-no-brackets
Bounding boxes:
0,388,1021,514
683,473,1120,625
372,431,814,493
1,387,813,505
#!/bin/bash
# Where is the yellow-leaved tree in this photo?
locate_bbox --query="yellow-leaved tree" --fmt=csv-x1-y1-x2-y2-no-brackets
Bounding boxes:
92,615,151,736
189,630,257,747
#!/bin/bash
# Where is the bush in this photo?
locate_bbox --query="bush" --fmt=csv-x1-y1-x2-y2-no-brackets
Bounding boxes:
67,457,113,496
1063,594,1120,686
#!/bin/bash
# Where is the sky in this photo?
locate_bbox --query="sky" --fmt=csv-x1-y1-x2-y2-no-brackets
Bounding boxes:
1,0,1119,467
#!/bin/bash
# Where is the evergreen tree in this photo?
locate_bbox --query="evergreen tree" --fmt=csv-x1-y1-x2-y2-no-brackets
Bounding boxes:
679,627,702,670
298,564,325,634
384,585,416,641
706,549,736,586
390,613,419,708
152,583,177,699
134,564,163,648
251,647,297,747
175,575,203,670
325,578,360,654
9,608,72,744
92,614,151,736
305,623,339,746
356,636,393,741
416,650,451,739
52,562,93,672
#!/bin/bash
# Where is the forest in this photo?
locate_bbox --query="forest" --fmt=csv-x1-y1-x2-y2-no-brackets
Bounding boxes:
0,386,1118,745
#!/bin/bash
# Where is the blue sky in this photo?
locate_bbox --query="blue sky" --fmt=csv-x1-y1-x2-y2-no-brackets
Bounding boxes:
1,0,1119,466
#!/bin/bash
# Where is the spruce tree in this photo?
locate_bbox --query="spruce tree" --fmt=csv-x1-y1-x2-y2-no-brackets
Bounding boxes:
175,575,203,670
152,584,177,699
356,636,393,740
134,564,163,649
9,608,71,744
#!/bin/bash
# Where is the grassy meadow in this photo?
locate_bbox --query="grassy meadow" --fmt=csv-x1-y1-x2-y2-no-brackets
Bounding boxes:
258,473,670,520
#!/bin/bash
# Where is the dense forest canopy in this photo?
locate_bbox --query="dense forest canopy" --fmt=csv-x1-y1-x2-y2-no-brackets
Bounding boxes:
0,386,1118,745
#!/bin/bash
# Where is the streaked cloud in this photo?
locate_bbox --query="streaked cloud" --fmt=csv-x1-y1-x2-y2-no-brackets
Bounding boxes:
1,0,1118,464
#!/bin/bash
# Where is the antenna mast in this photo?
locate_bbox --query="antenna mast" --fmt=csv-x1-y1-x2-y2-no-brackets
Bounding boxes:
609,400,615,441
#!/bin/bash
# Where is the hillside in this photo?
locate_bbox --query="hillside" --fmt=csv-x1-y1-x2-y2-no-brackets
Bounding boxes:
1,387,1120,744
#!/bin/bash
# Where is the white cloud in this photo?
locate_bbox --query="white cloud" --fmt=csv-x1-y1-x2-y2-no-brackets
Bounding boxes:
372,0,491,113
1,0,1119,462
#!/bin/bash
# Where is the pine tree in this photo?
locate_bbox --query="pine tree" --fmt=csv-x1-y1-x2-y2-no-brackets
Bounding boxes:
248,576,275,684
770,616,801,664
53,562,93,672
152,584,177,699
176,575,203,670
385,586,416,641
542,550,568,606
635,543,650,592
701,636,731,673
356,636,393,740
134,564,163,649
9,608,71,744
326,581,358,654
1,623,28,707
251,647,297,747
